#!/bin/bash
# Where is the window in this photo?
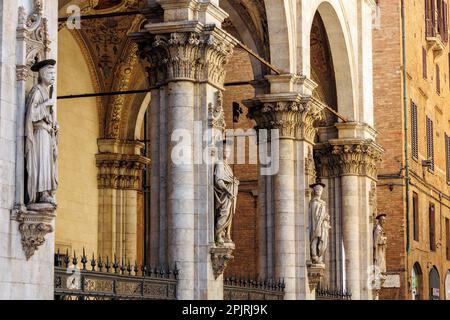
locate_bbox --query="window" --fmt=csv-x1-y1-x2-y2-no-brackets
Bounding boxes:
426,117,435,171
426,0,449,42
413,192,420,241
446,218,450,260
436,64,441,94
411,102,419,160
429,203,436,251
423,47,428,79
446,134,450,184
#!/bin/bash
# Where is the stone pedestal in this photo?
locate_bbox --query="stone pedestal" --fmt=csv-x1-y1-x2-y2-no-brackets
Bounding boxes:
307,261,325,292
210,243,235,280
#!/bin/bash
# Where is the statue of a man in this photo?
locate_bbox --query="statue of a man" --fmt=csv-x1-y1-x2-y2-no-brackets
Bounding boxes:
373,213,387,274
309,182,330,264
25,59,58,205
214,141,239,246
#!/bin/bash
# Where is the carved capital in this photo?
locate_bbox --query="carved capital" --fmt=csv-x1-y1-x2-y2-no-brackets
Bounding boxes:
133,25,237,88
315,140,383,179
210,244,235,279
246,95,324,141
96,153,150,190
16,203,56,260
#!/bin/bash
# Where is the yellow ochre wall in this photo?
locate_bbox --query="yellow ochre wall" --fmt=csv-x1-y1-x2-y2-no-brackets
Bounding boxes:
55,28,99,257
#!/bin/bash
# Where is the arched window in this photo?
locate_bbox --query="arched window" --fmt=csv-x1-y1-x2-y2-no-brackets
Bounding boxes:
412,262,423,300
429,266,440,300
445,270,450,300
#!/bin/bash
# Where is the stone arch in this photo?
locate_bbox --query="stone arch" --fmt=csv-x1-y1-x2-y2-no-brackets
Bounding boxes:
301,0,356,120
264,0,296,73
412,262,423,300
429,266,440,300
445,270,450,300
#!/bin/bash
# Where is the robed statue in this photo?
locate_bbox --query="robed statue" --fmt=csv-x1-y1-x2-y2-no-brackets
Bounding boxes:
214,141,239,246
25,59,58,205
373,213,387,274
309,182,330,264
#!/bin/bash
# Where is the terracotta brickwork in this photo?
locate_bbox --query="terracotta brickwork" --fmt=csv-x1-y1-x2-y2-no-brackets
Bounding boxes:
374,0,450,300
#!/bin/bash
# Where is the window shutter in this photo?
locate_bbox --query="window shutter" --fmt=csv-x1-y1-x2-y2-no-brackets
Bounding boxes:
426,0,434,37
423,47,428,79
444,1,449,42
436,64,441,95
429,203,436,251
446,134,450,184
413,192,420,242
427,117,435,171
412,102,419,159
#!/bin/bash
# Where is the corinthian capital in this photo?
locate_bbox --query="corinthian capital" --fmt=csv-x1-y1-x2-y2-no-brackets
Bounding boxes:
330,140,383,179
132,24,236,88
245,94,324,141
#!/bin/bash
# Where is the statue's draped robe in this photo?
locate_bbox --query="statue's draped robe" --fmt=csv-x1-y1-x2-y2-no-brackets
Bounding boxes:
309,198,329,257
214,160,238,240
25,84,58,203
373,223,387,273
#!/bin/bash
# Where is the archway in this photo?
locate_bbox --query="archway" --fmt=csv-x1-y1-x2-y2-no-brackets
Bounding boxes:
445,270,450,300
412,262,423,300
429,266,440,300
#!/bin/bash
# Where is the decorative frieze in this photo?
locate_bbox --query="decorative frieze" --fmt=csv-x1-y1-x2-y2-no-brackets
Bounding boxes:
96,153,150,190
133,26,237,88
314,140,383,180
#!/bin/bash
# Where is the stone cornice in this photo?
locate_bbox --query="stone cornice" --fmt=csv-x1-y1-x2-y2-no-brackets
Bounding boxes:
245,94,324,142
314,139,384,180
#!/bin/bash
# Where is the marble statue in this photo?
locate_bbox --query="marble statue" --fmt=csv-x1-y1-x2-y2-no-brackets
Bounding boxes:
373,213,387,274
25,59,58,205
214,141,239,246
309,182,330,264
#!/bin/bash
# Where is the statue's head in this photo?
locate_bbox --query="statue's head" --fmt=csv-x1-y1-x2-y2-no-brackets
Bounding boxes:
217,139,233,162
31,59,56,87
376,213,387,226
310,182,325,197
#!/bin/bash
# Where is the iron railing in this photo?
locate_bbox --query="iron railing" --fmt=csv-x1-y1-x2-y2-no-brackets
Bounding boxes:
316,287,352,300
54,251,178,300
223,276,285,300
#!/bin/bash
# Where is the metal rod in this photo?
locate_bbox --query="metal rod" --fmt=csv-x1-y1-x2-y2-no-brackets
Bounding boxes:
57,89,151,100
325,106,348,123
236,41,282,75
58,10,142,23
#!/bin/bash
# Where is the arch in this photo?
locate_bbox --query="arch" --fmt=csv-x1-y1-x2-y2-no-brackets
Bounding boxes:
264,0,296,73
445,270,450,300
299,0,356,120
412,262,423,300
56,28,100,255
429,266,440,300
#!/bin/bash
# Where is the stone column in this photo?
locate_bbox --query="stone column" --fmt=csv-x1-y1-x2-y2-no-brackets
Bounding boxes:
329,123,383,299
132,0,236,299
246,75,324,300
96,140,150,263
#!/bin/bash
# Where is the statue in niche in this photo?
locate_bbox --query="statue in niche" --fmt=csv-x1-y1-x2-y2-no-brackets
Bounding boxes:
373,213,387,275
309,182,330,264
214,140,239,246
25,59,58,206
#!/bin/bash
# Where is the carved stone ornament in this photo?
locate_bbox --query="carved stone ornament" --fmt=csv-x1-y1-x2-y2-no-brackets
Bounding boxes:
307,261,325,291
245,95,324,141
14,0,57,261
209,91,226,131
210,244,235,279
15,204,56,260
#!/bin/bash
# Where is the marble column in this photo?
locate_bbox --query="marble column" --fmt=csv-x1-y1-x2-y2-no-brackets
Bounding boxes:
246,75,324,300
96,140,150,263
132,0,236,299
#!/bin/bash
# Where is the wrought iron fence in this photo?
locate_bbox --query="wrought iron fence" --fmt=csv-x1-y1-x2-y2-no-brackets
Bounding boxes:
223,276,285,300
316,287,352,300
54,250,178,300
